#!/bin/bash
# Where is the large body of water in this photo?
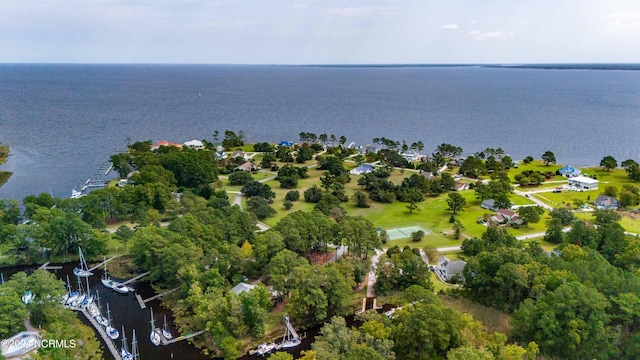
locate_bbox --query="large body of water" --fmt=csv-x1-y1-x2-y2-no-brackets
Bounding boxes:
1,64,640,200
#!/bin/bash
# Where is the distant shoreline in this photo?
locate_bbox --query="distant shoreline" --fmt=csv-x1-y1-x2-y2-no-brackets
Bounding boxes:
2,63,640,71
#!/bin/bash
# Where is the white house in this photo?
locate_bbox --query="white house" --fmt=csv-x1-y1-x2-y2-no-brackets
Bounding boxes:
401,150,422,162
215,150,228,160
568,176,599,190
229,282,255,295
350,164,375,175
184,139,204,150
436,256,466,281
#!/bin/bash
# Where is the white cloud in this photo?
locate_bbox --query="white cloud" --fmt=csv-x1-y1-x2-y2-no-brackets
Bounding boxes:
293,4,398,17
468,30,513,40
440,23,458,29
605,12,640,29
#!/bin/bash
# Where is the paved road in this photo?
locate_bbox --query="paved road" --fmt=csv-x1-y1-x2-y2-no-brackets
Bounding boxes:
435,227,572,253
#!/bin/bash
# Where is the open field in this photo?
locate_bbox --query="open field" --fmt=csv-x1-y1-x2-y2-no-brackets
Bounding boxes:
506,160,565,182
438,294,512,335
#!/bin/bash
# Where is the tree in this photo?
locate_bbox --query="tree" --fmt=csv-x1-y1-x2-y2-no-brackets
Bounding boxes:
304,186,323,203
600,155,618,174
446,192,467,214
247,196,276,220
352,191,370,208
550,207,575,226
114,224,134,251
241,181,275,201
518,206,545,225
541,151,556,165
0,287,28,337
228,171,253,185
544,218,565,244
453,220,465,240
603,185,618,198
622,159,640,181
285,190,300,201
412,230,425,242
405,189,422,214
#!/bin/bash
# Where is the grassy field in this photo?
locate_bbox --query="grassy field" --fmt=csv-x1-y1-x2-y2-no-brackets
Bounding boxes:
506,160,565,182
438,294,512,334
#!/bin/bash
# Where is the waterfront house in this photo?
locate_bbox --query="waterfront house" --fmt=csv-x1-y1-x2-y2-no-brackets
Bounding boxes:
594,194,620,209
401,150,422,162
436,256,466,281
151,140,182,151
558,165,582,178
279,141,294,147
568,175,599,190
183,139,204,150
350,164,375,175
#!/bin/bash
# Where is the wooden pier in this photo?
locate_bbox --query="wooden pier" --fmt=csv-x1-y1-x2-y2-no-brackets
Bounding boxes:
87,255,120,272
79,307,122,360
38,262,63,271
143,287,179,303
161,329,206,346
122,271,151,285
135,294,146,309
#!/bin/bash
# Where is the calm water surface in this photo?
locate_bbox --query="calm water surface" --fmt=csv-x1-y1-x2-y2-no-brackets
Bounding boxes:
1,65,640,200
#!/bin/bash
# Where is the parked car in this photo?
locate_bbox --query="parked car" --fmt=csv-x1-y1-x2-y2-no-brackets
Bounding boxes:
553,189,561,193
525,194,530,198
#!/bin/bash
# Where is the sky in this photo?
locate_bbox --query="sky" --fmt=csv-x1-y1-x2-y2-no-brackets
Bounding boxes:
1,0,640,64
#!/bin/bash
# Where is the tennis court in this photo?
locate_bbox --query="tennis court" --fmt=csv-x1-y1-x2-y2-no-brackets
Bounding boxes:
384,226,431,241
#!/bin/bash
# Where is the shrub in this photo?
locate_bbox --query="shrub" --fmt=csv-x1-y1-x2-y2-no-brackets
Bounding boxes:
285,190,300,201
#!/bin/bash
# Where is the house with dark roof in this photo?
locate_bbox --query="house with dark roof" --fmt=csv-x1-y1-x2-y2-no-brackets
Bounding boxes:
350,164,375,175
594,194,620,209
481,199,497,211
436,256,466,281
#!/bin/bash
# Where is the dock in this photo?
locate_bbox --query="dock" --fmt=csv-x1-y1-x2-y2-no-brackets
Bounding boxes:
161,329,206,346
78,307,122,360
38,262,63,271
135,294,146,309
96,162,114,176
87,255,120,272
122,271,151,286
143,287,179,303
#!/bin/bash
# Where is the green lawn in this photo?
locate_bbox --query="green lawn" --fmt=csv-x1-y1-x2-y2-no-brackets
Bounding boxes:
506,160,565,182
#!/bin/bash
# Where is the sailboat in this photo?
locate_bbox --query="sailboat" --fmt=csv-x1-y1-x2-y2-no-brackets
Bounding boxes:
93,290,109,326
63,276,79,307
21,290,34,305
105,303,120,340
131,329,139,359
149,307,161,346
70,276,86,308
161,315,172,340
120,326,133,360
101,256,129,294
73,247,93,277
80,276,94,308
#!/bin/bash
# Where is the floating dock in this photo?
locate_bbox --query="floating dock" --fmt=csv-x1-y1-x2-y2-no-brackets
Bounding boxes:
79,307,122,360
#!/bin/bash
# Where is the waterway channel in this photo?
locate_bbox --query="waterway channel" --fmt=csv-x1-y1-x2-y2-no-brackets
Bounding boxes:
1,261,359,359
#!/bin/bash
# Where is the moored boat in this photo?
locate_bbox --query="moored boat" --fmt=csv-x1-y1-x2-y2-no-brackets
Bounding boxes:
162,315,172,340
73,247,93,277
149,307,161,346
21,290,34,305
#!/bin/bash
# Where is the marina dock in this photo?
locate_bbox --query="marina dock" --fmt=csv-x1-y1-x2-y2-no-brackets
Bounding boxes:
135,294,146,309
122,271,151,285
160,329,206,346
87,255,120,272
143,287,179,303
38,262,63,271
79,307,122,360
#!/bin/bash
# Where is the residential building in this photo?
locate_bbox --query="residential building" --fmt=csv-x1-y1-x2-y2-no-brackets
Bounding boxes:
481,199,497,211
235,162,258,172
558,165,582,178
229,282,255,295
183,139,204,150
568,176,599,190
594,194,620,209
437,256,466,281
151,140,182,151
350,164,375,175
